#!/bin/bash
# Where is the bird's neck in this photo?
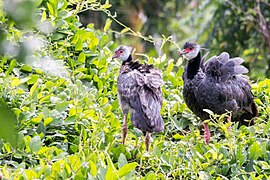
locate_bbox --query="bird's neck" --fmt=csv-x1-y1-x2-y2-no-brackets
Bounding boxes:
122,54,132,65
187,51,201,79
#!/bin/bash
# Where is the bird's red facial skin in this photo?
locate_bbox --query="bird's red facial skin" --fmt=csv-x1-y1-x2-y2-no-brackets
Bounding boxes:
113,50,122,58
184,47,194,53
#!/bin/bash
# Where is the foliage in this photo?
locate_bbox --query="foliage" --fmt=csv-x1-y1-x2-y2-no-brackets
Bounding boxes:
204,0,270,79
79,0,270,79
0,0,269,179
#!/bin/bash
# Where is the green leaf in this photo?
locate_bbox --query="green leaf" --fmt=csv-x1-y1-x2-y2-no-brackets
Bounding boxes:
75,39,83,51
166,59,174,73
249,142,261,160
30,82,39,96
31,117,43,123
41,11,47,22
0,101,17,146
68,155,81,172
25,169,38,179
88,36,99,50
78,52,86,63
258,161,270,170
6,59,17,75
173,133,184,140
253,165,261,174
120,27,130,34
118,153,128,169
44,117,53,126
105,166,117,180
21,64,33,72
89,160,97,177
47,2,54,16
27,74,39,84
11,78,21,87
152,146,161,158
145,172,156,180
118,162,138,178
55,101,69,112
104,18,112,32
65,115,77,125
30,136,42,152
101,0,112,9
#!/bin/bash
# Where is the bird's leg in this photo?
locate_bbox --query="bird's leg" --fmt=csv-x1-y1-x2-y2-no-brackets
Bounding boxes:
122,114,128,145
145,132,151,151
203,122,210,145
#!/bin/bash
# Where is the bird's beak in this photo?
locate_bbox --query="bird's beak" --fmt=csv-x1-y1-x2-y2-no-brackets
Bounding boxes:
179,49,187,55
112,53,117,59
112,51,120,59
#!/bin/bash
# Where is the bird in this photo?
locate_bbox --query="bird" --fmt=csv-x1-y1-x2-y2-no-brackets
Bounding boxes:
180,42,258,144
112,45,164,151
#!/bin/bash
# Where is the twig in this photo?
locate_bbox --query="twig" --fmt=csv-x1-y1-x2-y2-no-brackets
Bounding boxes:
76,1,182,52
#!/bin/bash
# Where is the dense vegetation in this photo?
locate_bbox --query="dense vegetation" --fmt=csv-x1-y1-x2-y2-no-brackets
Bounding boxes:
0,0,270,179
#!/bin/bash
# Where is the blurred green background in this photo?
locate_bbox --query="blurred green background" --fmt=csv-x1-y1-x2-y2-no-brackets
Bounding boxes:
78,0,270,79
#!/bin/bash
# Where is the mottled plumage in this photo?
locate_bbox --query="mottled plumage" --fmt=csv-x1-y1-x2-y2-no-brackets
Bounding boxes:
181,42,257,144
118,61,164,132
113,45,164,151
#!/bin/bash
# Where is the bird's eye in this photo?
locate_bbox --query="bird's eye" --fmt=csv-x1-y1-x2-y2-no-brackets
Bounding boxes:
189,47,194,51
119,50,123,53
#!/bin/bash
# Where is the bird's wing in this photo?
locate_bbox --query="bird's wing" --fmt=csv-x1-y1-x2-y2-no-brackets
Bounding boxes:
145,69,164,89
133,68,164,132
117,70,139,97
194,75,254,115
203,52,249,82
117,70,141,115
118,67,164,132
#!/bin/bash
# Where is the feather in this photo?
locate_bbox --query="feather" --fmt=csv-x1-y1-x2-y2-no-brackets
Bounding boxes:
183,45,257,125
234,66,249,74
200,51,210,68
117,60,164,133
218,52,230,63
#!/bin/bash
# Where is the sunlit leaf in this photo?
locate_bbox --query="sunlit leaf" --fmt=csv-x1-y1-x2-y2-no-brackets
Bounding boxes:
30,82,39,96
47,3,54,16
11,78,20,87
44,117,53,126
78,52,86,63
249,142,262,160
120,27,130,34
25,169,38,179
104,18,112,32
145,172,156,180
88,36,99,50
118,162,138,178
89,160,97,176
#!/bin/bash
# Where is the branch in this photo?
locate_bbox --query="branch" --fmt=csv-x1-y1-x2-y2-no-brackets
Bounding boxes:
76,1,182,52
255,0,270,52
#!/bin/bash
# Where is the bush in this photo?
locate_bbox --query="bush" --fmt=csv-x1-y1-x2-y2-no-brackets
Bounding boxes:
0,0,269,179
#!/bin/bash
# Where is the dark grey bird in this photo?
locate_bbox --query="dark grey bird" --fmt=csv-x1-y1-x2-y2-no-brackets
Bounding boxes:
112,45,164,151
180,42,258,144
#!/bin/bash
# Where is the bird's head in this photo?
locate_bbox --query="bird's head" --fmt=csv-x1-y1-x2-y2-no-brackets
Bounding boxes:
112,45,132,61
179,42,201,60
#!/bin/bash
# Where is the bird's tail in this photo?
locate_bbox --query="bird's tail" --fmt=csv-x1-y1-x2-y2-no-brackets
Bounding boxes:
131,110,164,133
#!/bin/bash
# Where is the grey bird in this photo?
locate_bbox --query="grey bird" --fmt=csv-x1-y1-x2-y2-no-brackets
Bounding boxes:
112,45,164,151
180,42,258,144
